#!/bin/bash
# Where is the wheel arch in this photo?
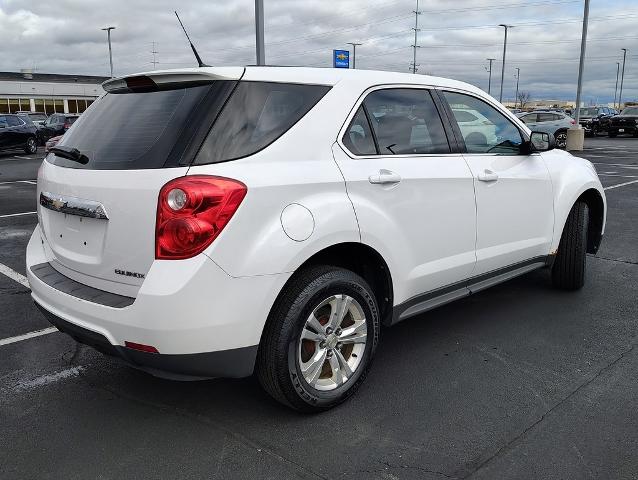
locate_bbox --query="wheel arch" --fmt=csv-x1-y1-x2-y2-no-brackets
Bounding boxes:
577,188,605,254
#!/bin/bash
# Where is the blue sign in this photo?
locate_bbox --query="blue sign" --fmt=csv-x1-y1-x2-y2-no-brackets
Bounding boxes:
333,49,350,69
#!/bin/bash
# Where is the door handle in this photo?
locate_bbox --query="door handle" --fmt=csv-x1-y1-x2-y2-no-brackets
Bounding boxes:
478,169,498,182
369,169,402,185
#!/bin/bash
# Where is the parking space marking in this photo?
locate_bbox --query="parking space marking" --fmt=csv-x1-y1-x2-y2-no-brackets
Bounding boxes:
13,366,83,391
12,156,35,160
604,179,638,191
592,163,638,168
0,262,29,288
0,327,58,347
0,179,37,185
0,211,37,219
598,174,638,178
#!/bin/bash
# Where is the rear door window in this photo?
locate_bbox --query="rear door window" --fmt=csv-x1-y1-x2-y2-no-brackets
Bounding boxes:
343,106,377,155
358,88,450,155
49,81,237,170
195,82,330,164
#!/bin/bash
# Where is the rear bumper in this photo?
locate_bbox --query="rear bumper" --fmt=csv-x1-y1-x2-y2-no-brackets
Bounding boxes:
27,224,290,379
36,304,257,380
609,125,637,134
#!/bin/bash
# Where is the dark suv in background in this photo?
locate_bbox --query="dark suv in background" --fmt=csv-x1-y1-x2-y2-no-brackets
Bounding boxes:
578,106,614,137
609,106,638,137
39,114,79,143
0,114,38,154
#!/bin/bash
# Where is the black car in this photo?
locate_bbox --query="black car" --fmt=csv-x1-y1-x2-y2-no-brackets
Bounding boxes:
17,112,48,145
609,106,638,138
39,113,79,142
577,106,614,137
0,114,38,154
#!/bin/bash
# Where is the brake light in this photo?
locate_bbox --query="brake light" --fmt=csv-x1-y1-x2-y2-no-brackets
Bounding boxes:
155,175,247,260
64,122,71,129
570,119,576,125
125,341,159,354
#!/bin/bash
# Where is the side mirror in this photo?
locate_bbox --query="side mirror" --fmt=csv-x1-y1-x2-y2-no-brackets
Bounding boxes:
529,131,555,152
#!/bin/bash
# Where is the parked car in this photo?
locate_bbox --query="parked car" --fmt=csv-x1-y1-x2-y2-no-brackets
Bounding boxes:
16,111,48,126
517,110,575,148
17,112,49,145
577,106,614,136
39,113,79,142
0,114,38,154
45,135,63,153
608,106,638,137
28,67,606,412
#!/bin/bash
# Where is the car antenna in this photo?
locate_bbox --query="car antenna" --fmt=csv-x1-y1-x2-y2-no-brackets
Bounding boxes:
175,11,210,68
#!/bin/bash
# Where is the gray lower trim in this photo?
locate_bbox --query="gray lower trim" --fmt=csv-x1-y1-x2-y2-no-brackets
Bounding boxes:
30,262,135,308
390,256,548,325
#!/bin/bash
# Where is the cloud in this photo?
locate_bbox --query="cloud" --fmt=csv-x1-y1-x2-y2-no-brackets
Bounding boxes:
0,0,636,103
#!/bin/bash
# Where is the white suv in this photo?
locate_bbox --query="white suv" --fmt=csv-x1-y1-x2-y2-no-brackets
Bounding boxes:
27,67,606,411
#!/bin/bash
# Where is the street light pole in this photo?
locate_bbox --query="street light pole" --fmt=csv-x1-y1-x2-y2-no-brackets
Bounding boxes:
618,48,628,110
255,0,265,65
569,0,589,151
486,58,495,95
498,24,512,103
514,67,520,108
613,62,620,110
347,42,362,69
101,26,115,78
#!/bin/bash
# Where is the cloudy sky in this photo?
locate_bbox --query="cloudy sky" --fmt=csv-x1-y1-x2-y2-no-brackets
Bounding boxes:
0,0,636,103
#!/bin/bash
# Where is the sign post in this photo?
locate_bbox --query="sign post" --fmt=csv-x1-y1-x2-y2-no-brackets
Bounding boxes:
333,50,350,69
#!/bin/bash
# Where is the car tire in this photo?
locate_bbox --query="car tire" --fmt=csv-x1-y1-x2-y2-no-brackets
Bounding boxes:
554,130,568,149
608,131,617,138
257,265,380,412
24,137,37,154
552,202,589,290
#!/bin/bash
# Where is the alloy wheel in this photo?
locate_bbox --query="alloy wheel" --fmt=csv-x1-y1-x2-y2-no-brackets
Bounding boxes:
297,294,367,391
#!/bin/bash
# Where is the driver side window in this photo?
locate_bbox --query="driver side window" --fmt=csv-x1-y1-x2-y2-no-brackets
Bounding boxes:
443,91,523,155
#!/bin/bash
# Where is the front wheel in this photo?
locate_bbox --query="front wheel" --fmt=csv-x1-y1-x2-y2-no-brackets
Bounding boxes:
24,137,37,154
257,266,380,412
552,202,589,290
554,130,568,149
608,130,617,138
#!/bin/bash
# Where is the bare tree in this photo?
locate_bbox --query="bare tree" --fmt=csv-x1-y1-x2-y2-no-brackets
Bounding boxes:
517,91,531,109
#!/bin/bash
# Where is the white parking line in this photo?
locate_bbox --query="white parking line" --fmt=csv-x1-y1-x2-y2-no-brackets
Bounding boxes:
0,211,37,219
0,327,58,347
592,163,638,168
0,179,38,185
12,156,35,160
598,174,638,178
604,179,638,191
0,262,29,288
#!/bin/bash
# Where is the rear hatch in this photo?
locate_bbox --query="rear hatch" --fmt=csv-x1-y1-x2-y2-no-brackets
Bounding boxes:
37,68,243,296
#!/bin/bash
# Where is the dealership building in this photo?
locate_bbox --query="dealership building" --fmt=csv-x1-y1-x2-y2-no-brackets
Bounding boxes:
0,70,107,115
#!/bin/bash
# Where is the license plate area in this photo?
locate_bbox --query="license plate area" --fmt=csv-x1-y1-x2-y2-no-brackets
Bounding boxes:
41,210,108,264
619,129,625,133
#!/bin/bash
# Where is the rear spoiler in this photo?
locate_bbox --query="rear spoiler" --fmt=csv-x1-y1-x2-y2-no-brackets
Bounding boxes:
102,68,245,93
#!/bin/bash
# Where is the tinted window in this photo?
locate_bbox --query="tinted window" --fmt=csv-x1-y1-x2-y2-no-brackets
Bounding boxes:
30,114,47,122
50,82,236,170
0,116,8,128
521,114,538,124
444,91,523,155
65,116,78,125
195,82,330,164
343,106,376,155
621,107,638,116
362,88,449,155
538,113,558,122
7,116,24,127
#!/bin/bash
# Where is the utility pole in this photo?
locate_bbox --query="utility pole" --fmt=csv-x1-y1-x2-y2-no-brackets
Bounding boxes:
410,0,421,74
101,26,115,78
514,67,520,108
498,24,512,103
486,58,495,95
255,0,265,65
569,0,589,151
618,48,628,110
347,42,362,69
151,41,159,68
613,62,620,110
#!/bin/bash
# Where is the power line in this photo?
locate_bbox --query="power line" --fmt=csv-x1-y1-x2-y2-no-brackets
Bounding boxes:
410,0,421,74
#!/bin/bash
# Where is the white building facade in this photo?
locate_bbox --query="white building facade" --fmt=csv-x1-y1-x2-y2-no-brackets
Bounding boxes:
0,70,107,115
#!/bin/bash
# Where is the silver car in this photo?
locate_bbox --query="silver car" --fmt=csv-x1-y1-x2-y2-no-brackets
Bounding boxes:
517,111,575,149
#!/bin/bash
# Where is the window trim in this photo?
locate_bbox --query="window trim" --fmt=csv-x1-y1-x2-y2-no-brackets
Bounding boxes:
337,83,459,160
436,87,532,157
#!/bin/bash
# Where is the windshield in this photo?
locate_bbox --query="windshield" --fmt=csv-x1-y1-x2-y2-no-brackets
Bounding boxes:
579,108,599,116
48,81,236,170
30,114,47,122
621,107,638,116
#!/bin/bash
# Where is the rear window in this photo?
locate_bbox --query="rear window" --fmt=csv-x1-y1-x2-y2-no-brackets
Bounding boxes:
65,116,78,125
194,81,330,164
48,81,236,170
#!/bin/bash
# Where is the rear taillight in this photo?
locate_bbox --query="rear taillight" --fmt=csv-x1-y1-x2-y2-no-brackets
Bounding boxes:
64,122,70,129
155,175,247,260
570,119,576,125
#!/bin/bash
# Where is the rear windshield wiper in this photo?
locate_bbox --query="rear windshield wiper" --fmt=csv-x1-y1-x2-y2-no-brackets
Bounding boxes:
49,146,89,165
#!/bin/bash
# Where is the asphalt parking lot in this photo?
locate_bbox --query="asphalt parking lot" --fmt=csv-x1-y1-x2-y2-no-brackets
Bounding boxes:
1,138,637,479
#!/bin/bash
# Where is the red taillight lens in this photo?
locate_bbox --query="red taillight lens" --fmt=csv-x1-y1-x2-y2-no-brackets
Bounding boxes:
155,175,247,260
125,341,159,354
64,122,70,129
571,119,576,125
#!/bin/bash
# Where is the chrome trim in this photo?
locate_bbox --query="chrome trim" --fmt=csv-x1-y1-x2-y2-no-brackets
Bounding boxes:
39,191,109,220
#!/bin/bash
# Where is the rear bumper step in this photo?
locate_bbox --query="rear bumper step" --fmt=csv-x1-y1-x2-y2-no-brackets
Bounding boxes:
35,303,258,380
30,262,135,308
